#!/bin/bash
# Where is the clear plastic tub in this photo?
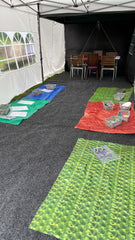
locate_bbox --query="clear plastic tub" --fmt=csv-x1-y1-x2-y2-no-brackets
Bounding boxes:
114,92,125,101
46,84,56,89
0,104,10,115
32,89,41,96
118,110,130,122
119,102,131,110
103,101,114,110
105,116,122,128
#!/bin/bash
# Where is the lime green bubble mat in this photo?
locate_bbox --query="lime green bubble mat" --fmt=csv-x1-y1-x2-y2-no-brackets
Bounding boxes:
29,138,135,240
89,87,133,103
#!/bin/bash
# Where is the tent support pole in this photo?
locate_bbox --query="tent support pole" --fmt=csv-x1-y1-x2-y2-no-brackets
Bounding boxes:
37,3,44,83
134,76,135,111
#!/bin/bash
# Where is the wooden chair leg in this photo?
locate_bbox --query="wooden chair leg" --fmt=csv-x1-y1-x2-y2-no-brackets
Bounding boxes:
112,69,115,81
100,68,102,80
70,68,72,79
81,69,83,80
115,66,117,79
96,69,98,79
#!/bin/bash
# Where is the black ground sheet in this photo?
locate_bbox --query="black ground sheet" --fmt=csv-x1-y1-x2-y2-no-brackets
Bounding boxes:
0,72,135,240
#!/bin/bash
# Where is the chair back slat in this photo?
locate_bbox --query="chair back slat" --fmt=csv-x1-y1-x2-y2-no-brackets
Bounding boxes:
87,53,98,66
71,55,84,66
106,52,117,57
101,56,115,67
93,50,103,58
80,52,91,57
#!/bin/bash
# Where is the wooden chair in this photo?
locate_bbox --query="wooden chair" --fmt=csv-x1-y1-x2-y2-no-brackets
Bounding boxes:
106,52,119,78
93,50,103,60
70,55,84,79
86,53,99,79
106,52,118,57
100,55,116,80
80,52,91,62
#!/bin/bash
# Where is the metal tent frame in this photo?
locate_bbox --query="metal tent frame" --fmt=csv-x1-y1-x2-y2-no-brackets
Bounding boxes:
2,0,135,18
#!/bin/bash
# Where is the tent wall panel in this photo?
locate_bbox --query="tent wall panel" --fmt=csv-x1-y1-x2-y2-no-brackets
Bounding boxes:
0,63,41,104
52,22,65,73
40,18,65,80
0,5,41,104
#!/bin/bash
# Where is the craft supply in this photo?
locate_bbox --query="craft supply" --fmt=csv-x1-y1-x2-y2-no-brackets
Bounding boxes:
118,110,130,122
18,100,35,105
32,89,41,96
103,101,114,110
119,102,131,110
41,89,53,93
0,104,10,115
10,106,28,111
105,116,122,128
114,89,125,101
45,84,56,89
91,145,120,163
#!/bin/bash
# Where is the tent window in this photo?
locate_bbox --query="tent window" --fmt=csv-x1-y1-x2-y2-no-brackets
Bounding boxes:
0,31,36,75
26,33,35,65
0,32,12,74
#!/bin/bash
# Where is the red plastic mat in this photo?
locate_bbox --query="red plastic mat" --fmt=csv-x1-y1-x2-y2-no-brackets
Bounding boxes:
75,102,135,134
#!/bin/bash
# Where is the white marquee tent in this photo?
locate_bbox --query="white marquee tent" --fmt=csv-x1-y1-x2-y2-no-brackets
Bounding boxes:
0,0,135,104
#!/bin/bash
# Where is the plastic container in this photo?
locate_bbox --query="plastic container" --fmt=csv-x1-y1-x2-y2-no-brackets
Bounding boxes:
105,116,122,128
32,89,41,96
103,101,114,110
0,104,10,115
114,92,125,101
46,84,56,90
118,110,130,122
119,102,131,110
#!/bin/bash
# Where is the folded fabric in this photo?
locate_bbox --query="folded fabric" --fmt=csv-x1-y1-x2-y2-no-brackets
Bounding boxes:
75,102,135,134
89,87,133,103
24,84,66,101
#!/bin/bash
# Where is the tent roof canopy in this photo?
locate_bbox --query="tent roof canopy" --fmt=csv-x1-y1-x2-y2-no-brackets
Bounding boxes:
2,0,135,17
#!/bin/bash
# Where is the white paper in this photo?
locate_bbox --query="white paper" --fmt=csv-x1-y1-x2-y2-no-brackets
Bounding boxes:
18,100,34,105
41,89,53,93
0,114,15,120
122,102,131,107
8,111,27,117
115,56,120,60
10,106,28,111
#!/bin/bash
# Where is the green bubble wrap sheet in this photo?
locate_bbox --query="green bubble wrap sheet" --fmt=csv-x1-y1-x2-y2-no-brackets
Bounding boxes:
29,138,135,240
89,87,133,103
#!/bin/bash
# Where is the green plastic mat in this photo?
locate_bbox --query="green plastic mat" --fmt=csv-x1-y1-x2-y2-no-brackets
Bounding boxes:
0,99,50,125
29,138,135,240
89,87,133,103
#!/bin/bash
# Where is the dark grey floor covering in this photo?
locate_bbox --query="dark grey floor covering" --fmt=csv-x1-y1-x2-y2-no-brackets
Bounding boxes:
0,72,135,240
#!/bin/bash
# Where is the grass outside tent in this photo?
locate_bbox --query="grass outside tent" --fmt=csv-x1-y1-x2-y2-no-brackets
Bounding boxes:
10,71,65,102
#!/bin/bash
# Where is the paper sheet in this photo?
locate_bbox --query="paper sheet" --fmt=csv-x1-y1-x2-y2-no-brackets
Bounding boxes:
41,89,53,93
0,114,15,120
10,106,28,111
18,100,35,105
8,111,27,117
